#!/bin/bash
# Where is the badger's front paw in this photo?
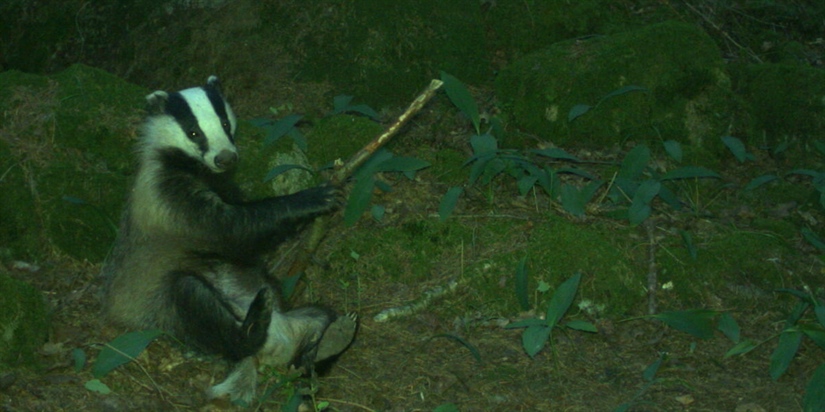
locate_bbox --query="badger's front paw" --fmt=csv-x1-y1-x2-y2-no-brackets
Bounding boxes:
207,357,257,405
294,181,343,215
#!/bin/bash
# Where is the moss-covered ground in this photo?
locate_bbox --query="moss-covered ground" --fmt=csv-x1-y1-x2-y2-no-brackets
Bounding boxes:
2,1,825,411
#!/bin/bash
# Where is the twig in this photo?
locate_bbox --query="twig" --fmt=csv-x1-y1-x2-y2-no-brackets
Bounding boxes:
286,79,443,279
373,278,459,322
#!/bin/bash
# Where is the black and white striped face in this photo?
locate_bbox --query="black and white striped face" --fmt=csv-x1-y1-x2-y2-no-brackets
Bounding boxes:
144,76,239,173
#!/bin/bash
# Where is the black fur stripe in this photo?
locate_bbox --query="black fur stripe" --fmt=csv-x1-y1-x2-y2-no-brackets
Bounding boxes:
165,92,208,154
203,84,233,142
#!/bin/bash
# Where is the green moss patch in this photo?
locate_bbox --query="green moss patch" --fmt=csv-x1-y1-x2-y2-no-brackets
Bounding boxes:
497,21,732,153
0,273,49,370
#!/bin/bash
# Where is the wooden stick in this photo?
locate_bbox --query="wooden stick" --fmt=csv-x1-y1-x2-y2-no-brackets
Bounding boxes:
286,79,444,279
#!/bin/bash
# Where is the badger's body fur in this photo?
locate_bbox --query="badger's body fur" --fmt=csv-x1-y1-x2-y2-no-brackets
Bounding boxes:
101,76,354,402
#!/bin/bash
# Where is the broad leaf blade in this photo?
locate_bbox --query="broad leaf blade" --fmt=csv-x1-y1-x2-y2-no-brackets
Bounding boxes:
663,140,682,162
722,135,748,162
263,114,302,146
769,329,803,381
724,339,758,358
804,363,825,412
618,145,650,180
568,104,592,122
441,71,480,134
545,273,582,328
522,324,551,358
660,166,721,180
531,148,581,162
653,309,717,339
92,329,163,378
565,320,597,333
438,187,463,222
717,312,740,343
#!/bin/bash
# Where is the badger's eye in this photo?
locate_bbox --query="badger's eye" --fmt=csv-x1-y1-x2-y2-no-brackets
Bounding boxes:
189,130,200,138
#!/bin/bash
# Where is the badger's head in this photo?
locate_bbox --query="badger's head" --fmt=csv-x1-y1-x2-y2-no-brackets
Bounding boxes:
143,76,238,173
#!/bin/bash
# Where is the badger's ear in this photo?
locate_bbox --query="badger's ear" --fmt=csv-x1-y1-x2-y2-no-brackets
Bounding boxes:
145,91,169,114
206,75,221,91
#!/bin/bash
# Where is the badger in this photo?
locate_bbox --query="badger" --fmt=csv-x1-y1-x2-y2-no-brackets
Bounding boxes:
101,76,356,403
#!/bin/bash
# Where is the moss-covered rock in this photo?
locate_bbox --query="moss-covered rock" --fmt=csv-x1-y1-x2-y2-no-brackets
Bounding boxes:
496,21,732,155
265,0,489,109
483,0,675,63
0,273,49,370
0,64,146,262
734,63,825,146
307,114,385,167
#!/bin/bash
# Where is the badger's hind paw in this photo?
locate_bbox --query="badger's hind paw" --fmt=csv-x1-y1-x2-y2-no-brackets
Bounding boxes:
315,312,358,362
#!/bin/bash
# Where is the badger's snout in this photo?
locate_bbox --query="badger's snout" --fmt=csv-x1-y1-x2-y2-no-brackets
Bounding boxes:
214,149,238,171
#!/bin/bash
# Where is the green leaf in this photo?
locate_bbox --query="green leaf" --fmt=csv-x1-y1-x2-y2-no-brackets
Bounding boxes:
663,140,682,162
438,187,463,222
434,403,461,412
788,168,821,178
559,182,602,217
618,145,650,180
515,257,530,312
430,334,482,363
717,312,740,343
92,330,163,378
802,227,825,253
660,166,721,180
724,339,758,358
263,114,302,146
333,94,354,111
800,324,825,350
679,229,697,260
530,148,580,162
612,403,631,412
722,135,748,162
773,140,791,156
517,175,539,196
628,179,660,226
817,305,825,328
545,273,581,328
376,156,431,173
280,273,301,300
568,104,592,122
744,174,779,191
565,320,598,333
601,85,648,101
770,329,803,381
560,184,586,217
506,318,548,329
643,354,664,382
283,391,303,412
263,164,314,183
72,348,86,372
653,309,717,339
522,324,552,358
441,71,480,134
344,176,375,226
470,133,497,154
804,363,825,412
84,379,111,394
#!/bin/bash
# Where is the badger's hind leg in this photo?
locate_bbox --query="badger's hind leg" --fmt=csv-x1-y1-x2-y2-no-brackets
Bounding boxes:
259,308,357,373
171,272,275,361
